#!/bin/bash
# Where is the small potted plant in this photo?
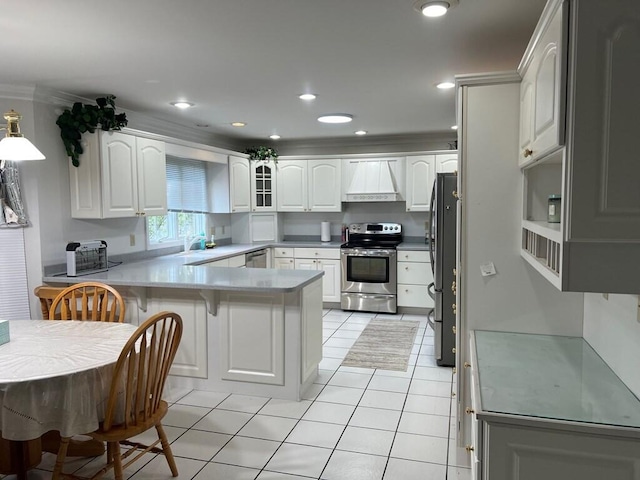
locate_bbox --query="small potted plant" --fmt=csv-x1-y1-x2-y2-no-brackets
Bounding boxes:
56,95,128,167
244,146,278,163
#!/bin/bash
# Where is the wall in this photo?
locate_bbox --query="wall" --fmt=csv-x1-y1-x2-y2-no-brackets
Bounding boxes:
460,80,584,337
282,202,428,241
583,294,640,398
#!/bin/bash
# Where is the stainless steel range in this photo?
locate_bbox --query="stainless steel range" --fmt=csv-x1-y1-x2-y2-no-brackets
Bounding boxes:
340,222,402,314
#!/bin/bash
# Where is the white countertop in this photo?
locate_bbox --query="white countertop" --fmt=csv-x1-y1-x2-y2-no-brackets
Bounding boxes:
43,244,323,293
43,240,427,292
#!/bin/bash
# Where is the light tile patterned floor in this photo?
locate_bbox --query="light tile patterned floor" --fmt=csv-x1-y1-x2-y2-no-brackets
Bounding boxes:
11,309,471,480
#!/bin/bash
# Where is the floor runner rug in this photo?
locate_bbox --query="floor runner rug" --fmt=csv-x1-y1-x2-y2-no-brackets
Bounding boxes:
341,319,419,371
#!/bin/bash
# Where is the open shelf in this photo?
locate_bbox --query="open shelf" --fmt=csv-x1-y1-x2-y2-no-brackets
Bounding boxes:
522,220,562,243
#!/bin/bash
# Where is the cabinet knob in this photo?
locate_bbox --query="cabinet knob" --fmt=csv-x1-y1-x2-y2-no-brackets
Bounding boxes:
405,266,409,270
524,148,533,158
465,407,475,415
140,212,146,216
452,347,456,354
464,362,471,368
405,289,409,293
465,445,474,454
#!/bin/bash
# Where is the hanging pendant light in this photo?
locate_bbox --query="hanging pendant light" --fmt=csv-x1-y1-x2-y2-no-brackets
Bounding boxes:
0,110,46,161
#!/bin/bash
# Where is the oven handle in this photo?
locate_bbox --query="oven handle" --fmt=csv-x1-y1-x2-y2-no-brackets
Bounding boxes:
427,307,436,332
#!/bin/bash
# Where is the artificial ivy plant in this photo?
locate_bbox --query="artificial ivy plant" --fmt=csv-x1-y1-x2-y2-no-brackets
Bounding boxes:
244,146,278,162
56,95,128,167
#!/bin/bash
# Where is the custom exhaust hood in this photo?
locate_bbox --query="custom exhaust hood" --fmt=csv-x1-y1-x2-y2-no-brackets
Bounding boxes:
344,159,402,202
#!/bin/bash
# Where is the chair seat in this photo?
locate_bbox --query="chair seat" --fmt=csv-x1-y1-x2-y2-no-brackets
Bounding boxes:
89,401,169,443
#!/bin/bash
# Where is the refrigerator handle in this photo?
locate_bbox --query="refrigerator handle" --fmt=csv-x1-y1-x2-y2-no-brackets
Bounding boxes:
428,181,436,272
427,308,436,332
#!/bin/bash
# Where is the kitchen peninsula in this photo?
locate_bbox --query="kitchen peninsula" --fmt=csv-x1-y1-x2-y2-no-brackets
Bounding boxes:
42,247,324,401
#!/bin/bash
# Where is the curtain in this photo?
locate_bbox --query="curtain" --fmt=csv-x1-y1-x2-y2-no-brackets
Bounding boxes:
0,160,28,227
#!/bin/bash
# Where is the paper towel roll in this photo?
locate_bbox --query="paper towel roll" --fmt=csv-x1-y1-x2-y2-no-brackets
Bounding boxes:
321,222,331,242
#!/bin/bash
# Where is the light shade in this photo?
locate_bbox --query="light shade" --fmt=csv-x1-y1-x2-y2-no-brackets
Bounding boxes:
318,114,353,124
0,137,46,161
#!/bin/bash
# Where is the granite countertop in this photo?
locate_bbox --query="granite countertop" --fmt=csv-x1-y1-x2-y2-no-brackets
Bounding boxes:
43,244,323,293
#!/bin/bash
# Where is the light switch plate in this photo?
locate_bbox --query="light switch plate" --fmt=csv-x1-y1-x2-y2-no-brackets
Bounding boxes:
480,262,496,277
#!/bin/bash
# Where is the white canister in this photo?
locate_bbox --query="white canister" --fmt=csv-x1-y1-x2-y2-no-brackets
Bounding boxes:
321,222,331,242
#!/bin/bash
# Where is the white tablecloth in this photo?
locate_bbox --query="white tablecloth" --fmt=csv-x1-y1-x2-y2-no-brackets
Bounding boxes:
0,320,138,441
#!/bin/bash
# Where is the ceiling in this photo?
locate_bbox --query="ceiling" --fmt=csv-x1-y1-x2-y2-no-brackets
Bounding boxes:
2,0,546,146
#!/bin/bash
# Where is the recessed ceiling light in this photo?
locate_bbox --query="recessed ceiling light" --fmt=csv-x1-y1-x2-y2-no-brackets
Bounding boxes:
299,93,317,101
170,101,194,109
451,125,458,130
355,130,368,136
231,122,247,127
269,134,281,140
318,114,353,124
413,0,458,17
437,82,455,89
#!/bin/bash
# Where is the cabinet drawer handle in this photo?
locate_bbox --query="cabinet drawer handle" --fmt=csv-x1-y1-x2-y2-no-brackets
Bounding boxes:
465,445,474,453
523,148,533,158
465,407,475,415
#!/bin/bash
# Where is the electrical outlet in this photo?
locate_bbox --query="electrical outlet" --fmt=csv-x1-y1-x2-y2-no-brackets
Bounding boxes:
129,234,135,246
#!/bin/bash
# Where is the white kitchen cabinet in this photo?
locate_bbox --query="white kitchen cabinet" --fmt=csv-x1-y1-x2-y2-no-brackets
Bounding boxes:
276,159,341,212
397,250,433,309
130,287,208,379
293,248,341,303
70,131,167,219
272,247,295,269
219,292,285,385
467,330,640,480
520,0,640,293
518,0,566,166
436,153,458,174
229,155,251,213
405,153,458,211
250,159,277,212
405,155,435,212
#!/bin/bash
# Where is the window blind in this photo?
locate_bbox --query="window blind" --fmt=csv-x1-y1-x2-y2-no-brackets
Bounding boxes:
166,156,208,213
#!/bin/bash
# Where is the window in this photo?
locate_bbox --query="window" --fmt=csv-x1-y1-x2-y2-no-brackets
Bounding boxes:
146,157,208,248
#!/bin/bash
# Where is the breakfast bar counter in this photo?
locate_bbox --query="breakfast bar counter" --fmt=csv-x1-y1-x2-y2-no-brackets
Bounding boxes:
42,254,324,401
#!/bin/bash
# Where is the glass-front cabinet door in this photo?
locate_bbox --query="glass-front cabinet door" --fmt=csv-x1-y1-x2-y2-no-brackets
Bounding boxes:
250,159,277,211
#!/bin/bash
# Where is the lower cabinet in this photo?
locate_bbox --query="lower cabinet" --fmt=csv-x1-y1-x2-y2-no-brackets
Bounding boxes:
124,287,208,379
294,248,341,303
273,247,341,303
218,292,285,385
397,250,433,308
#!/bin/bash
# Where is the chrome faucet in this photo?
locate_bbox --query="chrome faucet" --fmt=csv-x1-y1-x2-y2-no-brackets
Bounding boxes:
183,234,207,252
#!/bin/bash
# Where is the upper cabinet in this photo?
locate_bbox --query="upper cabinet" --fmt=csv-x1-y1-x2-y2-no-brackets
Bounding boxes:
405,153,457,211
229,156,251,213
520,0,640,293
277,159,342,212
70,131,167,219
250,159,277,212
518,0,567,166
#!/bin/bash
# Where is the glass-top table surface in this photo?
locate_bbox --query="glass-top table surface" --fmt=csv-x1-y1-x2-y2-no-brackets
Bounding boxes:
474,330,640,428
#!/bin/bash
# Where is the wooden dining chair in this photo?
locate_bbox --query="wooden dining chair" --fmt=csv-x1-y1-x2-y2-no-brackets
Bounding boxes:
52,311,183,480
33,285,67,319
48,282,125,323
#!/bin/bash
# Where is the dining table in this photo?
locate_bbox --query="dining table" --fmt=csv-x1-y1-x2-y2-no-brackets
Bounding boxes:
0,319,139,479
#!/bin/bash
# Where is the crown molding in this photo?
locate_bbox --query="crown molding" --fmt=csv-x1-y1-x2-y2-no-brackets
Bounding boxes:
0,84,37,101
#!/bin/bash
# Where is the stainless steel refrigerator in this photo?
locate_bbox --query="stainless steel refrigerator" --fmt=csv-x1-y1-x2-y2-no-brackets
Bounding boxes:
428,172,457,367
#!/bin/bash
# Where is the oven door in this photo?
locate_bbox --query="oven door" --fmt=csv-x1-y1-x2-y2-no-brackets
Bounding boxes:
341,248,397,295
